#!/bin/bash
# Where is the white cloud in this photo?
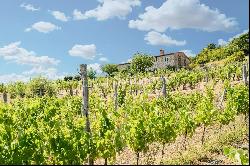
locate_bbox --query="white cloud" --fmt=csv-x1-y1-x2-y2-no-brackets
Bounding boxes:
144,31,186,46
20,3,39,11
0,42,64,83
217,29,249,46
228,29,249,42
99,57,109,62
0,67,65,84
22,66,64,80
69,44,96,60
218,39,228,46
25,21,61,33
129,0,238,32
50,10,70,22
73,0,141,21
180,49,196,57
0,73,29,84
88,63,102,74
73,9,88,20
0,41,60,66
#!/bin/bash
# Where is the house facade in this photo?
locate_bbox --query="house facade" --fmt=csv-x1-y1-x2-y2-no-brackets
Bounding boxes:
117,49,190,71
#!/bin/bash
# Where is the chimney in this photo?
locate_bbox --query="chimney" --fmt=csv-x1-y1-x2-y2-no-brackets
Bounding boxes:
160,49,164,56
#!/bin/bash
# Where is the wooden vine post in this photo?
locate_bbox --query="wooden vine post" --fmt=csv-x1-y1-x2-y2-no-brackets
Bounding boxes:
204,67,208,83
80,64,94,165
242,63,249,136
114,82,118,111
161,76,167,98
129,77,132,95
3,92,7,103
242,64,248,85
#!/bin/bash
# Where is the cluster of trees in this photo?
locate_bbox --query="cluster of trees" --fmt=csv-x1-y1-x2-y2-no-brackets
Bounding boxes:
63,53,155,79
191,31,249,66
101,53,154,77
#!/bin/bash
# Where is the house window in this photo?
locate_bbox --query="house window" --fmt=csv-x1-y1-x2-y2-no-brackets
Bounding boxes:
165,57,169,62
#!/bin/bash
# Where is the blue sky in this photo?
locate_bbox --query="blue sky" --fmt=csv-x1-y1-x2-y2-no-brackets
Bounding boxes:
0,0,249,83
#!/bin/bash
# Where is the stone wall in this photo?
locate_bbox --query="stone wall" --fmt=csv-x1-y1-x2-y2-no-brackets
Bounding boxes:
174,52,191,67
117,63,130,70
151,54,176,70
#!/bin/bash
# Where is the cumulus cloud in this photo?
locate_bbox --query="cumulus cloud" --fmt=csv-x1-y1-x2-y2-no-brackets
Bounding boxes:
218,39,228,46
0,41,60,66
99,57,109,62
144,31,186,46
0,67,65,84
22,66,65,80
50,10,70,22
73,9,88,20
0,73,29,84
217,29,249,46
0,42,64,83
129,0,238,32
88,63,102,74
20,3,40,11
180,49,196,57
25,21,61,33
228,29,249,42
73,0,141,21
69,44,96,60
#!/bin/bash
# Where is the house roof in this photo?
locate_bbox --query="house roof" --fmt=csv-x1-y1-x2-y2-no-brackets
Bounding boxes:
153,53,175,58
117,62,130,66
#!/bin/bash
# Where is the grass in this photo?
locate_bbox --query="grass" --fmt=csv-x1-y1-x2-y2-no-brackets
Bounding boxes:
163,115,248,165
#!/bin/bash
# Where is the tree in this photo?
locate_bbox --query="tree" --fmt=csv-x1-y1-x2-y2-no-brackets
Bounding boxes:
74,75,81,81
130,53,154,73
228,31,249,55
64,76,73,81
101,64,118,77
207,43,217,50
87,67,97,79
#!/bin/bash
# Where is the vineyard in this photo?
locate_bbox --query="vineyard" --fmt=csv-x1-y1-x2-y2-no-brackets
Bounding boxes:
0,56,249,165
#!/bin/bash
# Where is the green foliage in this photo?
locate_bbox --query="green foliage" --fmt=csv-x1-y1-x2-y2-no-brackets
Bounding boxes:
101,64,118,77
64,76,73,81
64,75,81,81
207,43,217,50
6,82,26,98
87,67,96,79
117,84,127,106
228,32,249,55
130,53,154,73
26,77,57,97
0,84,7,93
0,56,249,164
223,146,249,165
226,83,249,115
191,31,249,65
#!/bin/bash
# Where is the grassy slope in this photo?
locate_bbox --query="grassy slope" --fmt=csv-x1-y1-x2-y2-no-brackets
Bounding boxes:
93,115,248,165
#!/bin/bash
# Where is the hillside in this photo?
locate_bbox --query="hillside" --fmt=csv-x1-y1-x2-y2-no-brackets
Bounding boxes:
0,32,249,165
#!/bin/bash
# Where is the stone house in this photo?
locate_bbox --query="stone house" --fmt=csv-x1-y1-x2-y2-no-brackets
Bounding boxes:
117,49,190,71
117,62,131,71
